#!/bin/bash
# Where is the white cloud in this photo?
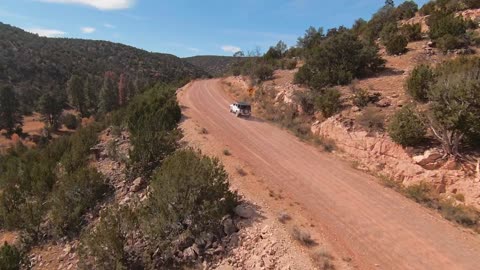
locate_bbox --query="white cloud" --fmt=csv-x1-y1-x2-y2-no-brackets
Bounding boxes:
221,45,241,53
81,27,96,34
27,28,66,37
37,0,135,10
104,23,116,28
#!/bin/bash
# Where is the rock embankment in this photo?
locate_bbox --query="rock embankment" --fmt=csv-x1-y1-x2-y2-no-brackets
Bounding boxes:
312,116,480,207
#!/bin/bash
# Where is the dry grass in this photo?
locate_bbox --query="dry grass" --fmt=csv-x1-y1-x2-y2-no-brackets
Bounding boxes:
311,248,335,270
235,166,247,176
278,211,292,224
292,226,315,247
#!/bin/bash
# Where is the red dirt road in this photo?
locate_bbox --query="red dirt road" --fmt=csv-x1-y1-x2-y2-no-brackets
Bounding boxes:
180,79,480,270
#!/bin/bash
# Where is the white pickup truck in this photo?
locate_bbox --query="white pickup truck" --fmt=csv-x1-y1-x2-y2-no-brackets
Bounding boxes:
229,102,251,118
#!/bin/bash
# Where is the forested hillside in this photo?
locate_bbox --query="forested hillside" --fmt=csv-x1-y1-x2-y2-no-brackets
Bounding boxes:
0,22,208,114
184,55,244,77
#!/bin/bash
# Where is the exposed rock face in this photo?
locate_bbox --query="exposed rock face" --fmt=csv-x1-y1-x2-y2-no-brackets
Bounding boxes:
312,116,480,207
413,149,444,170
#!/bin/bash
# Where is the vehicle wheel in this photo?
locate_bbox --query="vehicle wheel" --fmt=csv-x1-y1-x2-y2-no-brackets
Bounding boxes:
236,112,240,117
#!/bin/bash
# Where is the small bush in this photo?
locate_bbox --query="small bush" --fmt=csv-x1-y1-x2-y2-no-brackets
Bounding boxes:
223,149,231,156
253,64,274,82
351,88,371,108
278,211,291,224
0,242,23,270
50,168,110,237
356,106,385,132
284,59,298,70
61,113,79,130
400,23,423,41
395,1,418,20
428,11,466,40
404,182,436,206
140,149,239,267
79,206,135,270
236,166,247,176
405,64,435,102
454,193,465,202
419,2,436,16
439,200,479,227
311,249,335,270
385,35,408,55
110,125,122,137
380,22,399,45
437,34,463,53
388,105,426,147
314,88,342,118
292,227,315,246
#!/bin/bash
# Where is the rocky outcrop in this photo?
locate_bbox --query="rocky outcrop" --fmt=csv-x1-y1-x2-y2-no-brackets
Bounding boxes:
312,116,480,207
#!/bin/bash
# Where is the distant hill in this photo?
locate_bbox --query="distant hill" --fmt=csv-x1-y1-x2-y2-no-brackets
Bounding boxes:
184,55,245,77
0,22,208,112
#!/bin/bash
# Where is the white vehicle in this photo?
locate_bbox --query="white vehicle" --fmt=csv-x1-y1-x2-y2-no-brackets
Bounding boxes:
229,102,251,118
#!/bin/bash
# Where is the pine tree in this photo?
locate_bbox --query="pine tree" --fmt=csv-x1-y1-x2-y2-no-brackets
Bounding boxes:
118,73,127,106
37,92,63,129
0,85,23,134
66,75,86,116
98,71,118,114
83,75,98,116
385,0,394,8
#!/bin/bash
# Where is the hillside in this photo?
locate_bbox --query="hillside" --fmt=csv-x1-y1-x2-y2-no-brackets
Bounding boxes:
184,55,244,77
0,22,208,111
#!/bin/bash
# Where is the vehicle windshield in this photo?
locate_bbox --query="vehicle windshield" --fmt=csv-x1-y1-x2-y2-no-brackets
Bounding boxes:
238,105,251,110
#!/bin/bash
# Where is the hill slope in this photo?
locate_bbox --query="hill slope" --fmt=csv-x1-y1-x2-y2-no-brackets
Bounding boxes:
0,22,208,111
184,55,243,77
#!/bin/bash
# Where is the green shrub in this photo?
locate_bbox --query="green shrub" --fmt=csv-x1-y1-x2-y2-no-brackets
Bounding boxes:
284,59,298,70
380,22,399,44
79,206,135,270
395,1,418,20
362,5,397,42
356,106,385,132
127,84,182,177
419,1,436,16
426,57,480,156
253,64,274,82
314,88,342,118
401,23,423,41
388,105,426,146
428,11,467,40
294,91,315,115
351,88,371,108
0,242,23,270
404,182,436,206
437,34,464,53
405,64,435,102
61,113,79,130
140,149,238,268
50,168,109,237
385,34,408,55
295,29,384,89
439,200,479,227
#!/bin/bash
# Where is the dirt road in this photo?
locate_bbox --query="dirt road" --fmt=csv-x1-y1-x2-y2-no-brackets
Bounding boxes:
179,79,480,270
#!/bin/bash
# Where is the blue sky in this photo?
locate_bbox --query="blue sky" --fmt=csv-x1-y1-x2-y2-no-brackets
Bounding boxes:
0,0,429,57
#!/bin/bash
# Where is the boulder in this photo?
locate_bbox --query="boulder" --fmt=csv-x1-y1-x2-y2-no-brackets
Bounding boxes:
375,98,391,108
413,149,443,169
234,204,255,219
130,177,144,192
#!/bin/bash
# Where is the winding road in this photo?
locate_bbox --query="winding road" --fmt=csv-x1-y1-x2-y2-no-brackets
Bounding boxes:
179,79,480,270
